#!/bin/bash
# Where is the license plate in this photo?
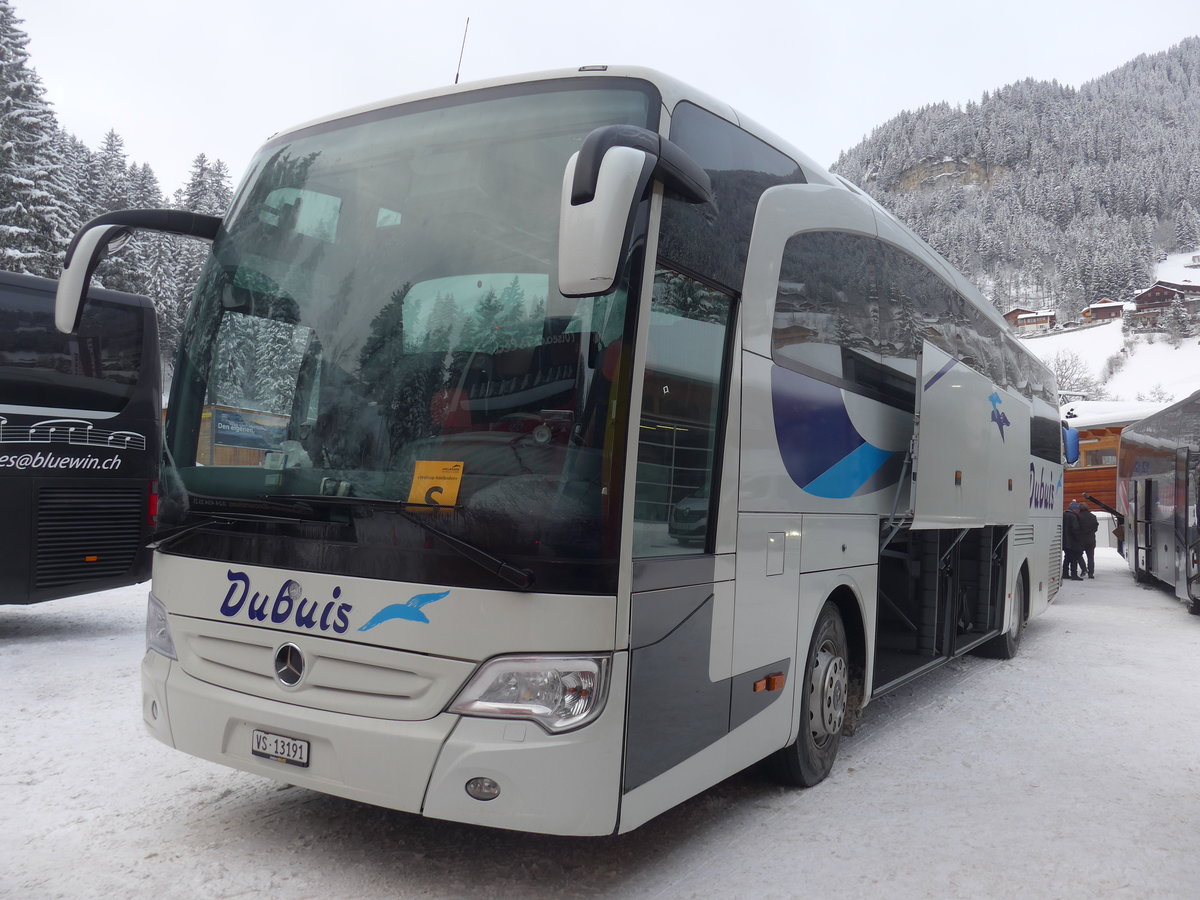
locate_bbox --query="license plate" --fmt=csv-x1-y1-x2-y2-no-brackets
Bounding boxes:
251,729,310,767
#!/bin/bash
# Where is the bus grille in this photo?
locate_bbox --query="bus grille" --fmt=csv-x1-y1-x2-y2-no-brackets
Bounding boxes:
34,486,144,587
1048,528,1062,601
171,617,476,720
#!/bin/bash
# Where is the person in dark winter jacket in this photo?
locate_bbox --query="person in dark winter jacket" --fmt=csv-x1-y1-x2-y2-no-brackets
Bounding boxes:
1062,502,1084,580
1076,501,1100,578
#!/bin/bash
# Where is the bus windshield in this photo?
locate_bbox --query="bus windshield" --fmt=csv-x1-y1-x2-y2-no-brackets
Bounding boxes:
164,79,658,592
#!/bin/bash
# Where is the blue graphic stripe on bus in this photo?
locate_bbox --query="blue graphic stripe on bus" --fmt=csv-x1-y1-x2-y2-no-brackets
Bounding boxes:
802,442,902,498
922,356,959,392
358,590,449,629
770,367,903,498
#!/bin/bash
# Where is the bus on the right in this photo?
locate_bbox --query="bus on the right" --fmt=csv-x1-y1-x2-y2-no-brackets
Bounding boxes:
1118,389,1200,610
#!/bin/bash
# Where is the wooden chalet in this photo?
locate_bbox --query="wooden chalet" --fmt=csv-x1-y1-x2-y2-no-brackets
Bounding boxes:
1080,299,1124,323
1002,307,1035,327
1011,309,1056,332
1127,280,1200,325
1061,400,1172,512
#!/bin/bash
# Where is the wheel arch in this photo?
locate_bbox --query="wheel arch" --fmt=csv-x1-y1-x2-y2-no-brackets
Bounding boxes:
827,583,867,708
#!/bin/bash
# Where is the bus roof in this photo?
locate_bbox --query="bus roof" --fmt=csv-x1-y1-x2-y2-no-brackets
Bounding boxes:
1120,389,1200,450
265,65,842,189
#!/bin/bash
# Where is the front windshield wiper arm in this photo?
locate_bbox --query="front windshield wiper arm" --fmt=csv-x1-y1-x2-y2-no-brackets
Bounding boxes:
148,508,309,551
266,494,536,591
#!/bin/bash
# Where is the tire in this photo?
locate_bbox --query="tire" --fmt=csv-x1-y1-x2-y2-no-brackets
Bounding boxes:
978,571,1025,660
767,601,848,787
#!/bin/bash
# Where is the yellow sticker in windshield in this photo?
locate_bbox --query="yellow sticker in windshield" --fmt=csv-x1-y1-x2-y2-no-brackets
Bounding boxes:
408,461,464,507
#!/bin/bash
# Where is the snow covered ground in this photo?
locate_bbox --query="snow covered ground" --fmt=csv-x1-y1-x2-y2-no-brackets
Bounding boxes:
1021,318,1200,404
4,548,1199,899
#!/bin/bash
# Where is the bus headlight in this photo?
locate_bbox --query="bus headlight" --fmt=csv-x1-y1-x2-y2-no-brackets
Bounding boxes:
449,655,610,733
145,593,177,660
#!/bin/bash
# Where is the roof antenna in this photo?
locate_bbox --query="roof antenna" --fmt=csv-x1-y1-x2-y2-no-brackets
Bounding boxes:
454,18,470,84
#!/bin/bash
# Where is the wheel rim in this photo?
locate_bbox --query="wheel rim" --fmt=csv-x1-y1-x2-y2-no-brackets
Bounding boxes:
809,639,847,743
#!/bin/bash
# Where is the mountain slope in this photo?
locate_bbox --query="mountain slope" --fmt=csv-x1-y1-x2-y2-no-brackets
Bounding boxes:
1023,319,1199,402
832,37,1200,316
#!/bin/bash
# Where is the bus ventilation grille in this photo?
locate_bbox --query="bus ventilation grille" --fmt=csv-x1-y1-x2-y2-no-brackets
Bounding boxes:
34,486,143,588
1012,524,1036,546
1048,530,1063,600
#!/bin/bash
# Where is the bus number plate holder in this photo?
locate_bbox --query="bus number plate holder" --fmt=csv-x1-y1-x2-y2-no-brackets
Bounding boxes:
251,729,310,767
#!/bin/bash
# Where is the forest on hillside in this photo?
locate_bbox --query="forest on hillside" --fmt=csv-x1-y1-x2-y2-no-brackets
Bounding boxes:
0,0,230,370
833,37,1200,317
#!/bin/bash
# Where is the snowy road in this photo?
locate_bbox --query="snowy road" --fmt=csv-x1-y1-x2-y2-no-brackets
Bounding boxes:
4,548,1199,899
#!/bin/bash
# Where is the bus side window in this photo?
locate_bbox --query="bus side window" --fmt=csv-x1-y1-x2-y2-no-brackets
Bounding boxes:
773,231,915,410
632,269,734,557
877,240,1010,382
773,230,877,383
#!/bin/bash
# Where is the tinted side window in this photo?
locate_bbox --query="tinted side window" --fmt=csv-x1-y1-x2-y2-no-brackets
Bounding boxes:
775,230,876,374
633,270,734,557
878,243,964,363
774,231,914,410
961,306,1006,386
0,296,145,411
878,241,1008,384
660,102,806,293
1002,335,1031,399
1031,415,1061,463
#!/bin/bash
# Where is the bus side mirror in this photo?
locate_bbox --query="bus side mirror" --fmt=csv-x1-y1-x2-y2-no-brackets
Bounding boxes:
55,225,133,333
56,208,223,334
1063,425,1080,465
558,125,710,298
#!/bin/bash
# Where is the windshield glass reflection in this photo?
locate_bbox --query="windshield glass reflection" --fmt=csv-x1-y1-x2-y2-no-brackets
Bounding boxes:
163,82,657,591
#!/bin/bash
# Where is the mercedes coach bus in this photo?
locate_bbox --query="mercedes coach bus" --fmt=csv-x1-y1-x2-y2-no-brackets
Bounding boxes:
1118,389,1200,610
54,67,1069,835
1,270,160,604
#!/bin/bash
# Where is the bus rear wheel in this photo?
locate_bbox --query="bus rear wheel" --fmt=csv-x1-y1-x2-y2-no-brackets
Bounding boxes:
767,601,847,787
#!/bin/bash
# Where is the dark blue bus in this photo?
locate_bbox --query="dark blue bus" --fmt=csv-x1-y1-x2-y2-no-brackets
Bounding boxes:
0,270,161,604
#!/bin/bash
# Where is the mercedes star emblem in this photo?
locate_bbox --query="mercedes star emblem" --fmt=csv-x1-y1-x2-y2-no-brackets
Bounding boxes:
274,642,305,687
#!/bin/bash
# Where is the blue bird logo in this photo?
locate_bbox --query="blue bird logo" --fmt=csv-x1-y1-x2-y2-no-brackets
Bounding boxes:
358,590,449,630
988,391,1010,441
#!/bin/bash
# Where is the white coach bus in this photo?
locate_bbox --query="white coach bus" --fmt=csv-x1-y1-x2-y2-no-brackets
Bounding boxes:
56,67,1070,835
1118,389,1200,609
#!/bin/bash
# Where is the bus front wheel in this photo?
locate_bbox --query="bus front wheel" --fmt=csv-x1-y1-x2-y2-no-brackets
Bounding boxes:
767,601,847,787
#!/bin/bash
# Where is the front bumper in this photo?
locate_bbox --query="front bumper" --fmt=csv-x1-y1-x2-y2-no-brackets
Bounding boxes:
141,649,628,835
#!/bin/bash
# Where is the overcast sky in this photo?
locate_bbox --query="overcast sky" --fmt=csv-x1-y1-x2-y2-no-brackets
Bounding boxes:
19,0,1198,195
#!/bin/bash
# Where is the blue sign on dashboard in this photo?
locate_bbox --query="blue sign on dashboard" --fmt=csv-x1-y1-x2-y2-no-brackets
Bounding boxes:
213,408,287,450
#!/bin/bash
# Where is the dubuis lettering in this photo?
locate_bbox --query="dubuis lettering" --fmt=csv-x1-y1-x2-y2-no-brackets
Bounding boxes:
219,570,351,633
1028,463,1058,510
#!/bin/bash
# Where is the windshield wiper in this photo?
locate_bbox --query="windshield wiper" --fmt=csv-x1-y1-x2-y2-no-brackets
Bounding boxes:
148,507,309,550
265,494,536,591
